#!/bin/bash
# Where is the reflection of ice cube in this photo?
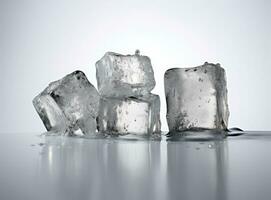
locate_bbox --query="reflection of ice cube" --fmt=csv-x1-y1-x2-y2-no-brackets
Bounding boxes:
98,94,161,135
33,71,100,135
96,51,156,97
164,62,229,132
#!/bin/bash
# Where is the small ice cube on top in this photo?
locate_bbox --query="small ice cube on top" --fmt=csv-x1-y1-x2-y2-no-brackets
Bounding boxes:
96,51,156,97
33,71,100,135
97,94,161,135
164,62,229,132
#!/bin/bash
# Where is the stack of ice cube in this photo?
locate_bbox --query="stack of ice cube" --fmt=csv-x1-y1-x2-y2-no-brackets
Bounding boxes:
164,62,229,132
33,51,230,136
33,71,100,136
96,51,161,135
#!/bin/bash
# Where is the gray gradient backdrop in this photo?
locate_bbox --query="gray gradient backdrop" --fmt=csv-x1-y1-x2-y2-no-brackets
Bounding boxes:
0,0,270,133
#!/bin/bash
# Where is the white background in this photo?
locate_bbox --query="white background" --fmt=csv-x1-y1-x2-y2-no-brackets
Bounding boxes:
0,0,270,133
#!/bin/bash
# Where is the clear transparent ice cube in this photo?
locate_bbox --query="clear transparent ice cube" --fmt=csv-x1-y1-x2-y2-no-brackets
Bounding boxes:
96,51,156,97
33,71,100,135
164,62,229,132
97,94,161,135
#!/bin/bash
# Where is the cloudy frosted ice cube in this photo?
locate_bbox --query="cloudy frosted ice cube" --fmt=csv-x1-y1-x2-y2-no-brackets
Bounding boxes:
164,62,229,132
96,51,156,97
97,94,161,135
33,71,100,135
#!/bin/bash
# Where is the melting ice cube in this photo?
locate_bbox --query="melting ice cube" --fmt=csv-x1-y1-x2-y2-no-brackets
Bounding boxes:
97,94,161,135
96,51,156,97
164,62,229,132
33,71,100,135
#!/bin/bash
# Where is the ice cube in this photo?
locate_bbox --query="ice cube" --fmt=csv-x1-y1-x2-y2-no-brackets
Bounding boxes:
96,51,156,97
33,71,100,135
164,62,229,132
97,94,161,135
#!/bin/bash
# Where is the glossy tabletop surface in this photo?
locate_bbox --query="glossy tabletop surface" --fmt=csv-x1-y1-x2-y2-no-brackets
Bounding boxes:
1,132,271,200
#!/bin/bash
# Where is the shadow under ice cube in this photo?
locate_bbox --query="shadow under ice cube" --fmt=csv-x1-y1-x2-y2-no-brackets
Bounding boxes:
96,51,156,97
33,71,100,135
97,94,161,135
164,62,229,132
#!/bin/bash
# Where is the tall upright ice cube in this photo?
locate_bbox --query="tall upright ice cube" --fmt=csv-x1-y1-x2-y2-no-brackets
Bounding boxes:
33,71,100,135
96,51,156,97
97,94,161,135
164,62,229,132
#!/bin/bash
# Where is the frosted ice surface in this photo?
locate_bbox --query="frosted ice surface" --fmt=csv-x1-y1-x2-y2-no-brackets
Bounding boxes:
96,51,156,97
164,62,229,132
97,94,161,135
33,71,100,135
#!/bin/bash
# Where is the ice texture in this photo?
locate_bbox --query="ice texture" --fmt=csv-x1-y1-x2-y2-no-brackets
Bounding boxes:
96,51,156,97
164,62,229,132
33,71,100,135
97,94,161,135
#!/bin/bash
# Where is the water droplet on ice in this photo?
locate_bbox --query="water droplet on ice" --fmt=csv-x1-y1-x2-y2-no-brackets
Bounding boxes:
135,49,140,55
